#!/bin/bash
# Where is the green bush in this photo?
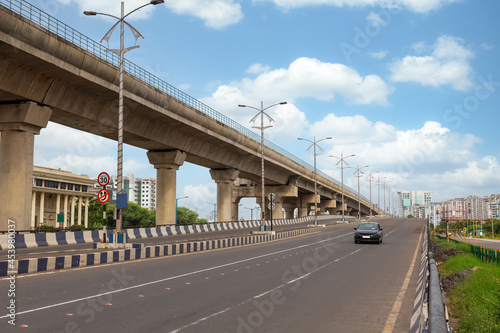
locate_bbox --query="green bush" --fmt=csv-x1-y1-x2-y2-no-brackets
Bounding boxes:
69,224,85,231
38,224,55,232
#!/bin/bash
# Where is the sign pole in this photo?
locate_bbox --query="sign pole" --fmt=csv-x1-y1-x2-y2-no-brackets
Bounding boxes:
97,172,110,243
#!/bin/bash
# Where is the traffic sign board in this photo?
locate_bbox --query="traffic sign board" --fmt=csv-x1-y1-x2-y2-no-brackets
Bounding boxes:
268,202,276,210
267,193,275,202
98,172,110,187
98,189,110,204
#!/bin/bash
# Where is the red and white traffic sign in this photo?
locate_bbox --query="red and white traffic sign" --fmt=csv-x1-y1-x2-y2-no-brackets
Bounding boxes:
98,189,110,204
98,172,110,187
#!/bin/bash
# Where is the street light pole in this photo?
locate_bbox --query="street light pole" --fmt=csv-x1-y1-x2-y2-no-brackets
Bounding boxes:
366,171,379,216
239,101,286,232
353,165,369,220
175,196,188,224
207,201,217,222
330,153,355,222
84,1,164,233
298,136,332,225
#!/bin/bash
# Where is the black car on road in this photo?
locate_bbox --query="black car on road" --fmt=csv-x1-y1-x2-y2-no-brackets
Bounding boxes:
354,222,383,244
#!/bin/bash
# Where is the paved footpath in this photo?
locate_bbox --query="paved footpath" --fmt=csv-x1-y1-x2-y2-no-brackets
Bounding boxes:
451,236,500,250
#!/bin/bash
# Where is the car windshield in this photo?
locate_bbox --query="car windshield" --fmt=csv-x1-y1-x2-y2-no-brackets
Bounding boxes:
358,223,378,230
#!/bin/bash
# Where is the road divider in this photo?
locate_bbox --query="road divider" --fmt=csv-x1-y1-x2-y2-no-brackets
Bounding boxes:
0,226,322,277
0,216,325,250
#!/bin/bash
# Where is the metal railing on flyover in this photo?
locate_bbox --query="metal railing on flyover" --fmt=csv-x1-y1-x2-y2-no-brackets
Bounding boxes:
0,0,375,206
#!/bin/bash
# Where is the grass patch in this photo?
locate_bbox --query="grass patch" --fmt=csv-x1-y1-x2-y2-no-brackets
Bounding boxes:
433,237,500,332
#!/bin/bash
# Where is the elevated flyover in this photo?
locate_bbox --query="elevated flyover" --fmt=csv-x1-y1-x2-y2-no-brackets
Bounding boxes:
0,0,383,230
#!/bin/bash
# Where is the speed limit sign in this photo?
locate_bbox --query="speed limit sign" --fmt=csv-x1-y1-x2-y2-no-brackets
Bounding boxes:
98,172,110,187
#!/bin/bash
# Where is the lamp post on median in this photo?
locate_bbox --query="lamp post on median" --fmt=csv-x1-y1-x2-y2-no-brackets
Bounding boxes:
366,170,379,216
353,165,369,220
376,176,387,215
330,153,355,222
175,196,188,224
238,101,287,232
298,136,332,225
84,0,164,233
207,201,217,222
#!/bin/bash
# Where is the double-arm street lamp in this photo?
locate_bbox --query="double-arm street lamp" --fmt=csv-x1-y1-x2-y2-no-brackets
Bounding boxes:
376,176,387,214
298,136,332,225
353,165,369,220
84,1,164,233
330,153,355,221
238,101,287,231
365,170,379,216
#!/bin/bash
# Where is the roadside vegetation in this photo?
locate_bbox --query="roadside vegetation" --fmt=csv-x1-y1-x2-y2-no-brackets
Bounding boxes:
432,236,500,332
435,219,500,240
37,199,208,230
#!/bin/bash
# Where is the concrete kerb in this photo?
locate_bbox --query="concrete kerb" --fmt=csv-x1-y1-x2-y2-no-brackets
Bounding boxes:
0,227,321,277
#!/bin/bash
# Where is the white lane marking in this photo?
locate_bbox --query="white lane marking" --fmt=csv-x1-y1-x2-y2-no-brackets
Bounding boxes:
167,246,367,333
0,232,353,319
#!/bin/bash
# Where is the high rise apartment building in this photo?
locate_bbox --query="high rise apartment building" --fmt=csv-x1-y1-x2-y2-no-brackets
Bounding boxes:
397,191,432,217
137,177,156,210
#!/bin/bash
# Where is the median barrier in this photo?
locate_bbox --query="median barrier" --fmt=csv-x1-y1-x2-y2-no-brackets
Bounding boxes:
0,216,330,250
0,226,321,276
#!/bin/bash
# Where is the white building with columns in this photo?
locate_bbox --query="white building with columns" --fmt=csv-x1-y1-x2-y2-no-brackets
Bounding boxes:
32,166,95,229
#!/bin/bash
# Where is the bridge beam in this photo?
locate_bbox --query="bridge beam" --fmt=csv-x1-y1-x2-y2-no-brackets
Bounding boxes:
147,150,187,225
210,169,240,222
0,102,52,230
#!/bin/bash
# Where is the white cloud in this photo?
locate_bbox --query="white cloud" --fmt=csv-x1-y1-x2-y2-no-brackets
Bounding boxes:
256,0,459,13
390,35,475,91
481,42,494,51
246,63,271,74
203,57,393,108
34,123,151,178
165,0,243,29
314,117,481,183
369,50,388,59
58,0,162,20
58,0,242,29
308,116,497,202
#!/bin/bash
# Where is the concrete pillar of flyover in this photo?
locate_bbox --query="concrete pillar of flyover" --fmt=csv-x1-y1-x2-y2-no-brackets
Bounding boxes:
0,102,52,230
264,185,297,220
321,199,336,216
298,194,320,217
282,203,296,219
147,150,187,225
210,168,239,222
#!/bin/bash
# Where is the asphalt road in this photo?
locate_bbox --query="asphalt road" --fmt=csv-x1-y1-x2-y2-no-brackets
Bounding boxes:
0,217,424,333
0,217,355,260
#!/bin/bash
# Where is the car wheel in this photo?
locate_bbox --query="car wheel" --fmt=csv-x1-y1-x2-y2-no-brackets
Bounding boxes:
355,240,358,244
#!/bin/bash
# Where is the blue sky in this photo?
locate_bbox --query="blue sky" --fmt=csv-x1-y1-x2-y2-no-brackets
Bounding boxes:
31,0,500,218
